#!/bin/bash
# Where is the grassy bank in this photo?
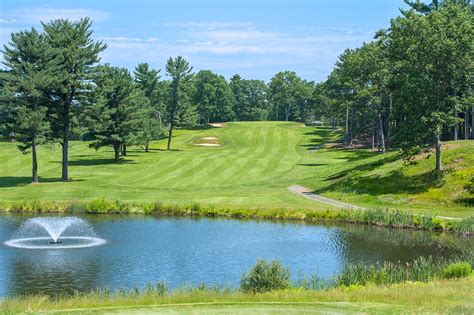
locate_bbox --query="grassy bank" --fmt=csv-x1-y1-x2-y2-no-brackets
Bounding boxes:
0,122,472,217
1,199,472,235
2,276,473,314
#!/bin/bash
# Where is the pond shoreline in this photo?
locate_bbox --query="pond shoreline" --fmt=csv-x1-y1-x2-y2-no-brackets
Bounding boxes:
1,199,472,236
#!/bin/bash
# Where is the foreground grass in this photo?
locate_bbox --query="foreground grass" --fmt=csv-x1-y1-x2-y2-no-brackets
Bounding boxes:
0,122,472,217
2,277,473,314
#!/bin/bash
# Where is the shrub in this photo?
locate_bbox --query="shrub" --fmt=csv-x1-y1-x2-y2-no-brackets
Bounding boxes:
443,262,472,279
240,259,291,293
86,198,114,213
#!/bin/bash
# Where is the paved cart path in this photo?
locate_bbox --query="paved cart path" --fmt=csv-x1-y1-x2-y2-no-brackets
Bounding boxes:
288,185,365,210
288,185,460,221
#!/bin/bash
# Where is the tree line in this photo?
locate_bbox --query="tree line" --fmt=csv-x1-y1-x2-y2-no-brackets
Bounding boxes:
0,1,473,182
314,1,473,173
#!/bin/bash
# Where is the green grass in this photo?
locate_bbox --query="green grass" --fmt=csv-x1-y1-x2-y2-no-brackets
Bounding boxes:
0,122,472,217
2,277,473,314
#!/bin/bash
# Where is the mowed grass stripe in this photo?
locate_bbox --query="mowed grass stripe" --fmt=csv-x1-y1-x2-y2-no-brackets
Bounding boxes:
202,125,265,187
241,124,278,183
217,125,271,186
256,125,287,181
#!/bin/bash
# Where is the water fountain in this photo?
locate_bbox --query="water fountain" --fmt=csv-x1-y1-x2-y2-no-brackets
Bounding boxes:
4,217,106,249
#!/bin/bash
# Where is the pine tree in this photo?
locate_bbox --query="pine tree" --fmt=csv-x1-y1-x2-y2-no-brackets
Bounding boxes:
134,63,164,152
42,18,106,180
165,56,193,150
2,28,53,182
88,65,143,162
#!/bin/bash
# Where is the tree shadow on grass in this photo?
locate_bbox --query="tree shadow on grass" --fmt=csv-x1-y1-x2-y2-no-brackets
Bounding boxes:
298,163,328,167
185,124,214,130
302,128,342,149
316,154,443,196
156,148,184,152
51,158,136,166
0,177,84,188
332,149,381,162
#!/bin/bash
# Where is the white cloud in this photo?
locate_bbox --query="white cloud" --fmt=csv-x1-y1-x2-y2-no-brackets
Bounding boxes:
2,8,109,24
164,21,254,30
192,30,280,41
100,36,145,42
0,19,16,24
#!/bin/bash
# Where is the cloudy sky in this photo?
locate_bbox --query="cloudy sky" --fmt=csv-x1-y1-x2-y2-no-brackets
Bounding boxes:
0,0,407,82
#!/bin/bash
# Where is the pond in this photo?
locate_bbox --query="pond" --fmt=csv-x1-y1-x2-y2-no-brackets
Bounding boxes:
0,213,470,297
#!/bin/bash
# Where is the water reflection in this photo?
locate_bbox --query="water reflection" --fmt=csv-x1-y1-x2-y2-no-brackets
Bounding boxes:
7,248,102,296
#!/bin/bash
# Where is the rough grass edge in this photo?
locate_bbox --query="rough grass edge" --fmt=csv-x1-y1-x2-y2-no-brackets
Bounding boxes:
1,272,473,314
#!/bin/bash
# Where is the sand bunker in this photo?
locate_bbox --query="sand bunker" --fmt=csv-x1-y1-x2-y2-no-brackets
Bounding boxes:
194,136,221,147
195,143,220,147
209,123,224,128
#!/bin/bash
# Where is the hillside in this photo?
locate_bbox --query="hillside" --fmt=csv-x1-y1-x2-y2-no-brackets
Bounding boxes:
0,122,472,217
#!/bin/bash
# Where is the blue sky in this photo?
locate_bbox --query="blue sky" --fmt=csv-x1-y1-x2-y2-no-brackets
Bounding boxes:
0,0,407,82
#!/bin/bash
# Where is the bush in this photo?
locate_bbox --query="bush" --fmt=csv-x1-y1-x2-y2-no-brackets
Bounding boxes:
443,262,472,279
240,259,291,293
86,198,114,213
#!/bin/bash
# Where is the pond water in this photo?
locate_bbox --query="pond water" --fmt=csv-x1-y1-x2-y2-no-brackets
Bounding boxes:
0,213,470,297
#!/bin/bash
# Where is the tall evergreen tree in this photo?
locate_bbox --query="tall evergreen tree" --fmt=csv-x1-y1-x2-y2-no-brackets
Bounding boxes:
165,56,193,150
134,63,164,152
2,28,54,182
42,18,106,180
88,65,144,162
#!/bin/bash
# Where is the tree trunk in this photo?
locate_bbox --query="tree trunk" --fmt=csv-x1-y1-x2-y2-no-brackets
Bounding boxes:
386,93,393,149
61,95,72,182
32,139,39,183
114,144,120,163
379,112,386,154
157,111,163,131
285,107,290,121
471,105,474,140
465,108,469,140
61,129,69,182
349,107,354,146
345,107,350,143
453,111,458,140
167,80,179,151
122,144,127,156
371,121,375,151
145,143,149,153
167,121,173,150
435,134,442,173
